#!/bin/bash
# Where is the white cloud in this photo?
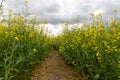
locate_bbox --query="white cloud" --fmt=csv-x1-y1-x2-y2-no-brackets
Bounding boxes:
93,9,104,15
6,0,120,22
44,23,64,36
4,0,120,35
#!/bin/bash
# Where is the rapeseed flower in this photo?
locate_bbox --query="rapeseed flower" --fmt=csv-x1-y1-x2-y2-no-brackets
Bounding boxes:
25,0,29,4
33,48,38,53
14,37,19,41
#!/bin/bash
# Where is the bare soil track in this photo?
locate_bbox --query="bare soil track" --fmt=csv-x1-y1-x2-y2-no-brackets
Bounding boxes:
31,49,83,80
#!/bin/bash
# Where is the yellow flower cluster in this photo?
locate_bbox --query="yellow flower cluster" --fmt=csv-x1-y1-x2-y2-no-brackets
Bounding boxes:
33,48,38,53
14,37,19,41
60,18,120,79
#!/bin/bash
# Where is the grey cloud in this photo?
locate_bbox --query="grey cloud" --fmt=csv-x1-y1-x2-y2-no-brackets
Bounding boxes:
5,0,120,24
45,2,60,13
6,0,24,11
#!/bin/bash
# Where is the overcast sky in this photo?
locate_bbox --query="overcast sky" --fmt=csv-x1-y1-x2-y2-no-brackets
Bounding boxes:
3,0,120,35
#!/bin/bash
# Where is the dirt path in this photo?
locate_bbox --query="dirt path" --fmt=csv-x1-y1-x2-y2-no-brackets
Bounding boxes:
31,49,83,80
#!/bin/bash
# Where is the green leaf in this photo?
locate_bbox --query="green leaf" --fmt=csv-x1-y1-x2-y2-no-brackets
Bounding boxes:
94,74,100,80
0,64,3,67
0,77,4,80
8,75,16,80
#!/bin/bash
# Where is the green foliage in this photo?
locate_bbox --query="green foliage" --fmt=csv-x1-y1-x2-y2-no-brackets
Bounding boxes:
1,0,120,79
0,11,50,80
59,16,120,80
51,36,62,51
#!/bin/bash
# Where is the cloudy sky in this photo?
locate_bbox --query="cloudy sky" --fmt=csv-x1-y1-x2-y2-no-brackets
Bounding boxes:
3,0,120,35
